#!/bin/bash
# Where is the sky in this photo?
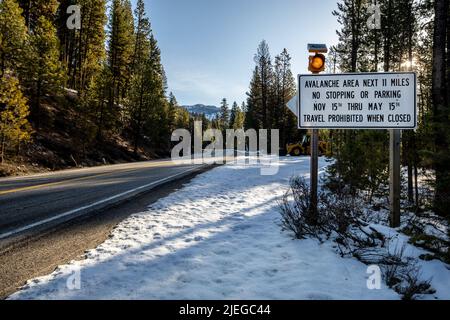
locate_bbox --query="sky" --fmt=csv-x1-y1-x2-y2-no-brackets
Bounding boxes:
142,0,340,106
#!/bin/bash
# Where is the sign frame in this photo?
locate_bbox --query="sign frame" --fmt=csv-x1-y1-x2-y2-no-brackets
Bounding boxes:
297,72,417,130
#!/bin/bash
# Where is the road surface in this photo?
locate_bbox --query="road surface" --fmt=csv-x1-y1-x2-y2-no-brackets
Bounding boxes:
0,159,207,242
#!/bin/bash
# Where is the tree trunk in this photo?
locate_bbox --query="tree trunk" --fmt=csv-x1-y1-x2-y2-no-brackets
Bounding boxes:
413,133,420,210
0,132,5,164
374,30,379,72
1,52,5,77
407,7,415,204
432,0,449,217
35,78,42,129
383,0,393,72
419,80,426,125
350,0,360,73
133,82,144,155
97,100,105,142
447,1,450,107
407,137,414,204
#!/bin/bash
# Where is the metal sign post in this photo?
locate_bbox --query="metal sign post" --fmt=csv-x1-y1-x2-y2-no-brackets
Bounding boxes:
310,129,319,219
390,129,401,227
306,44,328,221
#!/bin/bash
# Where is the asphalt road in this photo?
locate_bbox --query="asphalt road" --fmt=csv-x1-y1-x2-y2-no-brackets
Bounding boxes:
0,159,207,243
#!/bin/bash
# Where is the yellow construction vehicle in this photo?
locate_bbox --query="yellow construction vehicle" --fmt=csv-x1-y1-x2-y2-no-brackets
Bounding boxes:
286,135,330,156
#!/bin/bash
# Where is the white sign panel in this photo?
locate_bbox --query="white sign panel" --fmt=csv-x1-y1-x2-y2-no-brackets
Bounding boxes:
298,72,417,129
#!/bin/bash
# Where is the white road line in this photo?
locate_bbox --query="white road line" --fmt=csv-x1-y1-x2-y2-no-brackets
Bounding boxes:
0,166,205,240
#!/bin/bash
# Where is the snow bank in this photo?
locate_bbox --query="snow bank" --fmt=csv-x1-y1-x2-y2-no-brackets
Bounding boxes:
7,157,418,300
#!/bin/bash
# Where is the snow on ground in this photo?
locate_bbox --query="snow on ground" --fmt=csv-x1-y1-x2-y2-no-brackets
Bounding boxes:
9,157,448,300
368,223,450,300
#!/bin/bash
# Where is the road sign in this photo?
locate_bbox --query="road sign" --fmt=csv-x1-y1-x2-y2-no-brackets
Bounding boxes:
287,94,298,116
298,72,417,130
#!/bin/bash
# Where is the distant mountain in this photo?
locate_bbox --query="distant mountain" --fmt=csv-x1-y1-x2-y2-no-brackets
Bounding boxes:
182,104,220,120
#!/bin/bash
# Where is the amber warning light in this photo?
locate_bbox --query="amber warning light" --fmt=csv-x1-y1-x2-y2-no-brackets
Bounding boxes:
307,44,327,73
308,54,325,73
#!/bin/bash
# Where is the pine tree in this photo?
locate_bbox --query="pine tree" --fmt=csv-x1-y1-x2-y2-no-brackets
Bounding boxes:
167,92,178,133
108,0,134,109
326,45,339,73
230,101,238,128
219,98,230,132
175,106,190,130
127,0,152,153
143,34,171,152
245,67,263,130
18,0,58,32
431,0,450,217
127,59,152,154
395,0,419,205
380,0,402,72
59,0,107,91
0,71,32,162
0,0,29,77
126,0,171,155
26,13,65,125
245,40,276,132
57,0,76,83
131,0,150,73
230,102,245,130
83,64,114,141
332,0,369,73
254,40,273,129
273,49,297,147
